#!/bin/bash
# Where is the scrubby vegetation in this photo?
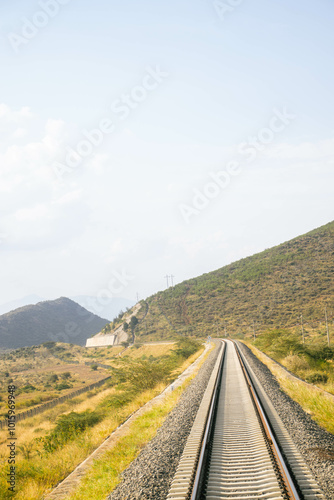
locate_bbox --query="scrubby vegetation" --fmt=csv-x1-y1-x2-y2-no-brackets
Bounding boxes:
40,410,103,453
0,339,202,499
0,344,112,417
67,384,189,500
134,221,334,342
252,329,334,393
247,343,334,434
105,338,201,396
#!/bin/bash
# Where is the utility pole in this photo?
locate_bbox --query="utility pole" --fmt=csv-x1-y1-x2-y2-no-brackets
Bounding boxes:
300,313,305,344
325,307,330,347
136,292,139,303
216,322,219,337
253,320,256,341
170,274,175,287
164,275,169,288
224,320,227,338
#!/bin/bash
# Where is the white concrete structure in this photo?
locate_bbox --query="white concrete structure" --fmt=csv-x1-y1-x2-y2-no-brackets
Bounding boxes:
86,334,116,347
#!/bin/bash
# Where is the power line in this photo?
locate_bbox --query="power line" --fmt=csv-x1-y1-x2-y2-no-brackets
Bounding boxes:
164,274,175,288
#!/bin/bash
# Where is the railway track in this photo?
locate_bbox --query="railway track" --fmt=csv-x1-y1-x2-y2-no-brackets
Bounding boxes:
167,340,324,500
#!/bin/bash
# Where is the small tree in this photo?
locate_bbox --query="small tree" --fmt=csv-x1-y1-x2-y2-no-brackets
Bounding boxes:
43,342,56,349
130,316,138,331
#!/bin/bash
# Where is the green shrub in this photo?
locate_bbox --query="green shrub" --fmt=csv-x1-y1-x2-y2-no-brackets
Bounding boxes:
55,382,72,390
173,338,202,358
306,345,334,361
111,359,173,392
305,373,328,384
43,342,56,349
99,391,134,409
20,384,37,393
41,410,102,453
254,329,304,359
130,316,139,330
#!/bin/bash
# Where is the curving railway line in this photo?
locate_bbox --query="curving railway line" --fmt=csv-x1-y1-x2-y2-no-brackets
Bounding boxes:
167,340,324,500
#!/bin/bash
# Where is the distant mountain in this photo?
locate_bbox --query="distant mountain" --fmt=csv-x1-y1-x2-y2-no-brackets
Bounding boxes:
0,295,44,316
0,295,135,321
71,296,135,321
0,297,109,349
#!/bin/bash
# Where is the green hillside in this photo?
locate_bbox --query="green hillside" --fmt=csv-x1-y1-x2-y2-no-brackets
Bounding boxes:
133,220,334,343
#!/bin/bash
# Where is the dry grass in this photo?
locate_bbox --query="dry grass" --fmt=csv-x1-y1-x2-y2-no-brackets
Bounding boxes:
245,343,334,434
283,354,310,373
172,346,205,376
0,343,175,417
0,345,111,417
66,343,213,500
68,385,185,500
125,343,174,359
0,385,116,464
0,342,210,499
1,386,165,500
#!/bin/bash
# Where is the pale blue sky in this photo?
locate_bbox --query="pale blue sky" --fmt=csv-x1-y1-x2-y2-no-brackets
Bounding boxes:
0,0,333,307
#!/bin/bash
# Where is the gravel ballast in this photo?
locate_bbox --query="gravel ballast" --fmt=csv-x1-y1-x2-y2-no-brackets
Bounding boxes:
108,343,221,500
238,342,334,500
108,341,334,500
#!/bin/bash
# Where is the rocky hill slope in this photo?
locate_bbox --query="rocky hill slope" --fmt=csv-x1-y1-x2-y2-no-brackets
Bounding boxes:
133,220,334,341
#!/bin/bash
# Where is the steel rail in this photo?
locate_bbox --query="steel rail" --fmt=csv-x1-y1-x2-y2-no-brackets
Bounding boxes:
234,341,301,500
167,339,324,500
190,341,226,500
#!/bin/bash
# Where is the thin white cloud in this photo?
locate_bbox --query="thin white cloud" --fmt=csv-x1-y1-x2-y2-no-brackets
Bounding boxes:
0,105,89,251
263,137,334,161
0,103,333,303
